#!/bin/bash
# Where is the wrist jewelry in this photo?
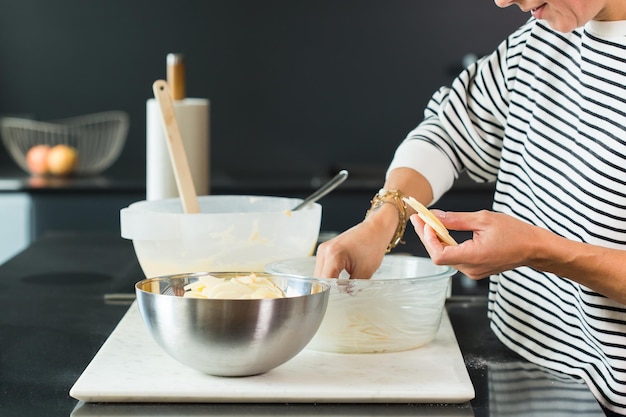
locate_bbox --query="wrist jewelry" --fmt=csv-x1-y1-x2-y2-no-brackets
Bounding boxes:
365,188,408,253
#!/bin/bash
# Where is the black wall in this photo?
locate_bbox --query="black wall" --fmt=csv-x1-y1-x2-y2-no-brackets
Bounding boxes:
0,0,527,178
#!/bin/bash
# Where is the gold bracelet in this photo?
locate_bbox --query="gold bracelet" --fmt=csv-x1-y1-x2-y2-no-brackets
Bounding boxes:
365,188,408,253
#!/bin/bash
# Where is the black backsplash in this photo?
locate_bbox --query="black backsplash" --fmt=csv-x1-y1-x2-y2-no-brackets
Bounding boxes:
0,0,527,176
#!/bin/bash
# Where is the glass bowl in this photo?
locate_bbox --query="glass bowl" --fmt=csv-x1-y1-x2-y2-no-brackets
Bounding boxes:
265,255,455,353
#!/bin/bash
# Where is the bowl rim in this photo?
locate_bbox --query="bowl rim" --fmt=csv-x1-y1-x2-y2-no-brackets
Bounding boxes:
135,271,331,300
265,255,457,284
120,195,322,241
123,195,321,214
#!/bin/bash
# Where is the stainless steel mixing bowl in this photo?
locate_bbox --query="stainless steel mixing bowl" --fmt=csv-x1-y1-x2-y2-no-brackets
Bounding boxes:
135,272,330,376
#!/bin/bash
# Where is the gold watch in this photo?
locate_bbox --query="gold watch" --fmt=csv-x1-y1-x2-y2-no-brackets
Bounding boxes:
365,188,408,253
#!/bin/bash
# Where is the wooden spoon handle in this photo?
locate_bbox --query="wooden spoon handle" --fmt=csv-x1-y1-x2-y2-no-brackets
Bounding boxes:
152,79,200,213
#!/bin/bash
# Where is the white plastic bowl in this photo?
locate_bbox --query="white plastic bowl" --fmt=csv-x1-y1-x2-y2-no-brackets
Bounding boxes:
265,255,455,353
121,195,322,278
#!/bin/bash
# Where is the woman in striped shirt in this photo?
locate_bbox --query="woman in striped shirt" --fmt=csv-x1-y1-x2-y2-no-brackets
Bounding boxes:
315,0,626,414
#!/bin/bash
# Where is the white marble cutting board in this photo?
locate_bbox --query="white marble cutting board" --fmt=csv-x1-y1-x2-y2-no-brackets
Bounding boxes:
70,302,474,404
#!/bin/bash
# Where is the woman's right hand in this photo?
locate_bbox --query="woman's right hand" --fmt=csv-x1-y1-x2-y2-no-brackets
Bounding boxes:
314,224,386,279
314,203,400,279
315,167,435,279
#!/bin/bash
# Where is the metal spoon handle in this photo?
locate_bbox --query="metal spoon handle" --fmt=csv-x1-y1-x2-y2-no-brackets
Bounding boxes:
292,170,349,211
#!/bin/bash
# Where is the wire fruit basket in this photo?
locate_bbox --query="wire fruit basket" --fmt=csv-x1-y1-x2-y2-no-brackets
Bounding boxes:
0,111,129,175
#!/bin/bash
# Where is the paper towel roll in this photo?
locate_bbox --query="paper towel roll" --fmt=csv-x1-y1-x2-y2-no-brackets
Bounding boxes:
146,98,210,200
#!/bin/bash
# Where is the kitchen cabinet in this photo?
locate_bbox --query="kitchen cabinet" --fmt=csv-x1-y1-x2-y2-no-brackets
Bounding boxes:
0,165,144,264
0,193,31,264
30,193,144,238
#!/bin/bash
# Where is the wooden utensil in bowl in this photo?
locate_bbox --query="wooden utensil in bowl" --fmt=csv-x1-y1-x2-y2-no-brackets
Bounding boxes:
152,79,200,214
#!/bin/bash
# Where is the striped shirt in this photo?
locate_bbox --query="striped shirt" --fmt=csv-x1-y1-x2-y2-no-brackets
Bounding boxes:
388,18,626,413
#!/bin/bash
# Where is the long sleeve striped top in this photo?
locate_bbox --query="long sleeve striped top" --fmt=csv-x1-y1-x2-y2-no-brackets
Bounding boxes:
388,18,626,413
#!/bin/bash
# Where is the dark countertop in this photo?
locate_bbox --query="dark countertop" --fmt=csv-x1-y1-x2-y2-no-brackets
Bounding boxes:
0,162,146,194
0,232,609,416
0,160,495,195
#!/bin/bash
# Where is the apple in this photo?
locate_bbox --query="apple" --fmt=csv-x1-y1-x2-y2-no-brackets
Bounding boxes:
25,144,51,175
47,144,78,176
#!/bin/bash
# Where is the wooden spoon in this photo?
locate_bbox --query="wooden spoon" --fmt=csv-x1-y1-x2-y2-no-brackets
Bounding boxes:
152,79,200,213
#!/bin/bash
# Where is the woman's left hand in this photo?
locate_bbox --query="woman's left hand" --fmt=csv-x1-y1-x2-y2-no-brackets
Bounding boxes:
409,209,541,279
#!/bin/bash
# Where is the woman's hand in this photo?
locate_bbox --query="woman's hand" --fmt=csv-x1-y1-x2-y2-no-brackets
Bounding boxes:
314,219,390,279
410,209,540,279
314,167,435,279
410,209,626,304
